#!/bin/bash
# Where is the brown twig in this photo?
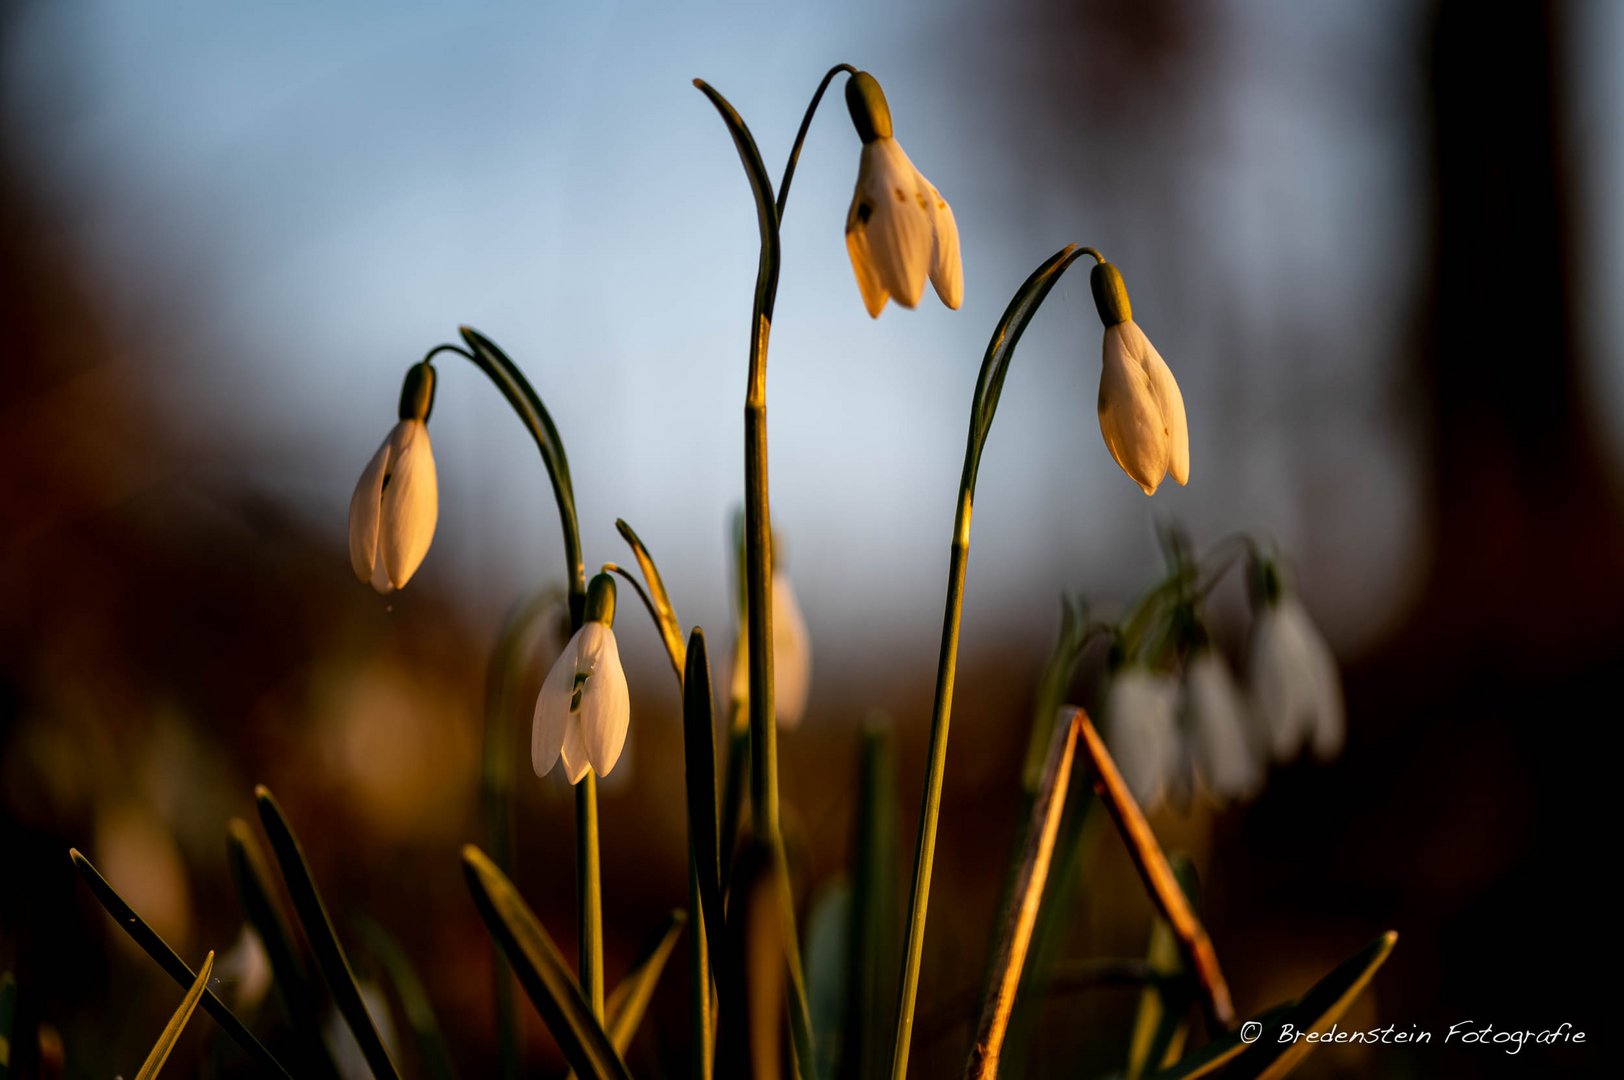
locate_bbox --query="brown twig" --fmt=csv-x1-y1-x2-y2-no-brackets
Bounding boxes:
1074,711,1236,1030
964,709,1082,1079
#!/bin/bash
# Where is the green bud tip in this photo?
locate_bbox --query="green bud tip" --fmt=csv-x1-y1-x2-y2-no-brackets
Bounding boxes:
1089,262,1132,327
585,572,617,626
845,71,893,143
398,361,437,422
1248,555,1283,608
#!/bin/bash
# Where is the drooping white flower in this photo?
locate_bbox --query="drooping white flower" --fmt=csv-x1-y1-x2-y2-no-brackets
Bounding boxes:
1098,321,1189,496
843,71,962,318
730,570,814,728
1182,649,1263,802
1249,593,1343,762
1088,259,1189,496
532,620,631,784
1102,668,1181,809
348,417,438,594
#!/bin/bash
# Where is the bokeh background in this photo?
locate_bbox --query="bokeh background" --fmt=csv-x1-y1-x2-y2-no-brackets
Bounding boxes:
3,0,1620,1076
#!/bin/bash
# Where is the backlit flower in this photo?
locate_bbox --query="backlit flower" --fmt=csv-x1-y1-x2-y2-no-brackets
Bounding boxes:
844,71,962,317
349,362,439,593
1090,260,1189,495
533,577,631,784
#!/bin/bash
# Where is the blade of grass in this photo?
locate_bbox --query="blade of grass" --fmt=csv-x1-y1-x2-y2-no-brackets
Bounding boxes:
461,845,632,1080
69,848,293,1079
1126,857,1201,1079
254,787,400,1080
964,710,1081,1079
354,919,456,1080
1074,714,1235,1029
564,908,688,1078
1149,1004,1294,1080
133,950,214,1080
683,628,723,1079
226,819,339,1080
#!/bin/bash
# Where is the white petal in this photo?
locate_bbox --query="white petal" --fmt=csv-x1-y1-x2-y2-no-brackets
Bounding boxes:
771,572,812,729
1103,671,1180,808
379,420,438,590
1185,652,1261,800
1131,324,1189,487
846,139,932,312
576,623,631,776
531,631,581,777
1098,323,1172,495
925,181,962,310
560,719,592,784
845,210,891,317
348,435,390,587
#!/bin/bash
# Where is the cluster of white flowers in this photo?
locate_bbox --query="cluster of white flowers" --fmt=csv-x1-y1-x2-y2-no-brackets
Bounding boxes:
1103,558,1343,811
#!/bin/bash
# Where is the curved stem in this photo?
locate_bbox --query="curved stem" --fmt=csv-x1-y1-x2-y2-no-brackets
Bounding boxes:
891,245,1093,1080
775,63,857,225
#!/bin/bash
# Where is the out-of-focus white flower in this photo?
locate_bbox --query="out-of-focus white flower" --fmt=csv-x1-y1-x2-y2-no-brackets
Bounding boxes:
533,614,631,784
348,418,438,594
216,925,273,1012
1183,649,1263,802
730,570,814,728
323,978,399,1080
844,71,961,318
1103,669,1181,809
1089,259,1189,496
1249,593,1344,762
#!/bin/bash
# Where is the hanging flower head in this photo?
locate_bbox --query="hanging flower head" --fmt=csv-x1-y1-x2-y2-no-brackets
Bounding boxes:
1181,648,1264,803
843,70,962,317
348,361,439,594
1090,259,1189,496
1247,556,1343,762
1102,666,1181,809
533,574,632,784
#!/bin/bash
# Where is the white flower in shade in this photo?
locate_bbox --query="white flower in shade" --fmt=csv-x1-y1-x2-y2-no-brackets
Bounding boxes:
1249,594,1344,762
348,418,438,594
843,71,962,318
1098,320,1189,496
730,570,814,728
1183,650,1263,802
533,621,631,784
1103,669,1181,809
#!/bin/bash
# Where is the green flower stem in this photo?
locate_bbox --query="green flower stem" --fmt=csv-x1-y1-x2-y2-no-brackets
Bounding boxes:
696,67,854,1079
434,331,603,1020
891,245,1093,1080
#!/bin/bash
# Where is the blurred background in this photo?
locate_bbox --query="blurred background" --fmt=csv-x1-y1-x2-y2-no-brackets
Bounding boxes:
2,0,1620,1076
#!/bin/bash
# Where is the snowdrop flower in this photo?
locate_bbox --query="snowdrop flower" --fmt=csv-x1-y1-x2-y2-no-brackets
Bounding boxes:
1248,559,1344,762
1090,259,1189,496
533,574,631,784
1182,649,1264,802
348,362,439,594
1102,668,1181,809
843,70,962,317
731,569,813,728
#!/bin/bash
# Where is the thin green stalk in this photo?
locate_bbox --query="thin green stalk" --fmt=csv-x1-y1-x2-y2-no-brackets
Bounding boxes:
439,328,601,1020
891,245,1093,1080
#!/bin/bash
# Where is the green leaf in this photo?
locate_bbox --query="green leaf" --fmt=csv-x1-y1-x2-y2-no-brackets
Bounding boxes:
804,880,851,1080
254,787,400,1080
460,845,632,1080
615,519,686,678
565,908,688,1080
69,848,293,1079
1223,931,1398,1080
355,919,456,1080
226,819,339,1080
684,629,724,959
1149,1004,1294,1080
719,842,785,1080
1127,857,1202,1080
134,949,214,1080
1020,597,1091,794
692,79,781,317
849,722,900,1080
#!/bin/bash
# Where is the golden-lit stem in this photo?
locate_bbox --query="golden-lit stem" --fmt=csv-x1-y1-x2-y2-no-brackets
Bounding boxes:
1074,714,1235,1029
964,710,1082,1079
